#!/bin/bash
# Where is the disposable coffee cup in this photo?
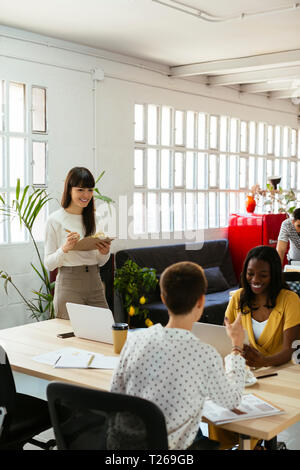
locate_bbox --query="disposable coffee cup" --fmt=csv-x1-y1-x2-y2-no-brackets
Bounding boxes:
112,323,128,354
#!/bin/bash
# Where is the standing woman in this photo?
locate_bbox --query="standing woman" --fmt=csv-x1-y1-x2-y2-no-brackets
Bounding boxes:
225,245,300,367
44,167,111,319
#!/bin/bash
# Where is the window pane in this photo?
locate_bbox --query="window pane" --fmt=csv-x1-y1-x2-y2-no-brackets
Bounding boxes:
148,105,158,145
161,192,171,232
197,193,206,229
0,80,4,132
161,149,171,189
291,129,297,157
240,121,247,152
198,113,206,149
281,159,288,189
282,127,289,158
267,125,273,155
274,158,281,177
208,192,217,228
298,162,300,188
229,192,237,214
209,115,218,149
239,192,247,215
134,149,144,186
174,152,184,187
219,192,227,227
249,121,256,154
257,157,265,188
134,104,144,141
186,151,195,189
9,82,25,133
133,192,145,234
32,141,47,186
209,154,217,187
9,137,25,187
32,202,46,242
147,192,159,233
0,136,3,187
32,87,46,133
239,157,246,188
275,126,281,157
229,155,237,189
220,116,228,152
147,149,158,189
249,156,256,188
258,122,265,156
267,159,273,179
230,118,238,152
161,106,171,146
9,192,26,243
291,161,296,189
174,192,183,231
186,192,196,230
219,154,227,189
175,110,184,146
197,152,206,189
186,111,195,148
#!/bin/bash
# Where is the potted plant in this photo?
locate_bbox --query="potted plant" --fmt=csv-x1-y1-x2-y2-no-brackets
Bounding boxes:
114,259,158,328
249,184,298,215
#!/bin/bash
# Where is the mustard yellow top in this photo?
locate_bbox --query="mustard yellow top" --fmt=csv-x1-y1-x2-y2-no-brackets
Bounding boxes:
225,288,300,356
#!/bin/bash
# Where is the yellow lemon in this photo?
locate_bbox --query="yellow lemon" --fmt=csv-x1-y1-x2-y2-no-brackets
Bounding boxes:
139,296,146,305
128,306,135,316
145,318,153,327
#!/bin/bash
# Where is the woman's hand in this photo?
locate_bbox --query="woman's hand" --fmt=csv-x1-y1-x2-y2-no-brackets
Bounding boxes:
95,240,111,255
62,232,80,253
224,313,245,349
243,345,268,368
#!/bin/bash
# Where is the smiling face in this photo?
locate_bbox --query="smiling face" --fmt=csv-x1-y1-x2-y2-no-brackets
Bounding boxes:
246,258,271,296
69,186,94,212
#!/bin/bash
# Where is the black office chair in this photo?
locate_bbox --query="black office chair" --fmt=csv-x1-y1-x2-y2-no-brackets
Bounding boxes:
0,346,56,450
47,382,219,450
283,271,300,296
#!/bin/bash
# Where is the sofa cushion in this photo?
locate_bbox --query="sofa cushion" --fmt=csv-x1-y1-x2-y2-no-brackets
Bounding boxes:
204,267,229,294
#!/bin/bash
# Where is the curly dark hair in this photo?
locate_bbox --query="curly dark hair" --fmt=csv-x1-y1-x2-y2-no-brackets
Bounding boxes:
239,245,289,314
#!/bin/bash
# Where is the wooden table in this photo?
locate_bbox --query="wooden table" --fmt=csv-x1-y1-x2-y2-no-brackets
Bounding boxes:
0,319,116,392
0,319,300,450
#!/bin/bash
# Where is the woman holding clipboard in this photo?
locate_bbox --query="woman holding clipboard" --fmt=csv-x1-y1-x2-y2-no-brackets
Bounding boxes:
44,167,111,319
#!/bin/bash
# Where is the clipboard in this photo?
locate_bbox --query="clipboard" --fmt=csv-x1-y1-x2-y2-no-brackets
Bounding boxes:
70,236,115,251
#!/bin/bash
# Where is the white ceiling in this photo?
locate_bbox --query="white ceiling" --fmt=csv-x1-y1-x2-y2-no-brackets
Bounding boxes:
0,0,300,105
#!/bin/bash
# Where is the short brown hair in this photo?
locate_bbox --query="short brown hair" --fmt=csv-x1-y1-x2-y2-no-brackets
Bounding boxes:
160,262,207,315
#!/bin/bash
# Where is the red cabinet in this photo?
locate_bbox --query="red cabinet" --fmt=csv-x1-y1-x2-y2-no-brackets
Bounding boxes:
228,213,287,281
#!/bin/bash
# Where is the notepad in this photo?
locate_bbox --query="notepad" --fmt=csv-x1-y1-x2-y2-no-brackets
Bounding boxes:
33,347,119,370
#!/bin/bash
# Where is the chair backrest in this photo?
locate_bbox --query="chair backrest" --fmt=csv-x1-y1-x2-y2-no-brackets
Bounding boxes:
283,271,300,296
0,346,17,435
47,382,168,450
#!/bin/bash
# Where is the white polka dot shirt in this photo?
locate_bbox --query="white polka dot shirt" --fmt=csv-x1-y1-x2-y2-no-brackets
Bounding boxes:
110,323,246,450
278,218,300,261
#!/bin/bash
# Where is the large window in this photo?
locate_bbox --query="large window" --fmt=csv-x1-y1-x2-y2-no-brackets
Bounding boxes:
0,80,48,243
133,103,300,235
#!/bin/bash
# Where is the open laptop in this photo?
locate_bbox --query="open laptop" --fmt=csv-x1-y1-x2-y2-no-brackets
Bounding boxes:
191,322,249,358
66,303,114,344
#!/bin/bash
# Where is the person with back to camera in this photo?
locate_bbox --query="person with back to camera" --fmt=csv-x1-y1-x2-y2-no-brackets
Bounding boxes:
109,261,246,450
44,167,111,319
225,245,300,368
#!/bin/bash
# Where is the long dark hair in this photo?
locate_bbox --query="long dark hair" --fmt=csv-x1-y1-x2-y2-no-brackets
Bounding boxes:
61,167,96,237
239,245,289,314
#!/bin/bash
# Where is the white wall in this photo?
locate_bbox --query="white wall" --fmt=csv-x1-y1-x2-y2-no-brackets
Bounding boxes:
0,25,298,327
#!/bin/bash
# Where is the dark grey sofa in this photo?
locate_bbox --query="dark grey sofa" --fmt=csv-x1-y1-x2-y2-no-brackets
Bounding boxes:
114,239,239,326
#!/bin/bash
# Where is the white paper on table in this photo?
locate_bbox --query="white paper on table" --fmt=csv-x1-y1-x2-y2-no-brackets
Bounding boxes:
33,347,119,369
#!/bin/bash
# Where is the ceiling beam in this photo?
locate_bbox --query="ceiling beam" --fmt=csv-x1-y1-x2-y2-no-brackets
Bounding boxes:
208,66,300,86
170,49,300,77
269,89,300,99
240,81,300,93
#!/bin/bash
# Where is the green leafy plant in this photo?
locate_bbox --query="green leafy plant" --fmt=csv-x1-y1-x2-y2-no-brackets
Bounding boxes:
114,259,158,328
0,179,54,320
250,184,298,215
